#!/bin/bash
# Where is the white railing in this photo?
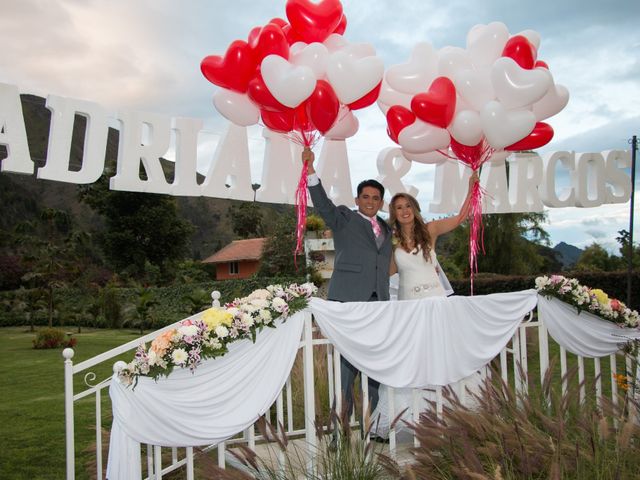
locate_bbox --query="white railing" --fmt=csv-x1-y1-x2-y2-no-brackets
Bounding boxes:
63,306,635,479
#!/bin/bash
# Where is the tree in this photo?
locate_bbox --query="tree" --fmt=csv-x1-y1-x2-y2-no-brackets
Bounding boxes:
257,209,305,277
616,229,640,269
79,172,195,279
438,212,551,277
575,243,621,272
228,202,265,239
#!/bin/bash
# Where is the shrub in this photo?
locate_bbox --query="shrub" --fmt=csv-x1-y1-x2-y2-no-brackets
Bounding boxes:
305,214,326,232
33,328,76,349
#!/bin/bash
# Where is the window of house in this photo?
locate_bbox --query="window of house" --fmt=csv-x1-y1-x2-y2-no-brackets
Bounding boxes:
229,261,239,275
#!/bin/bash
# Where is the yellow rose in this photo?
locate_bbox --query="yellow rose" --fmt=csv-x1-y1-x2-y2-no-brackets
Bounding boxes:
591,289,609,306
202,308,233,331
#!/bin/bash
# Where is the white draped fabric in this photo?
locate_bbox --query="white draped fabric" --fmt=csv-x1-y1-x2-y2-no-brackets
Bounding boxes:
106,312,306,480
309,290,538,387
537,295,640,357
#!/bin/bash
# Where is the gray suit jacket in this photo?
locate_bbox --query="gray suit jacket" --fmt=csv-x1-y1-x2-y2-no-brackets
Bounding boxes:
309,180,392,302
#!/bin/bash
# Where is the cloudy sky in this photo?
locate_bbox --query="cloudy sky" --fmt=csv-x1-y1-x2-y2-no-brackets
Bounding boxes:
1,0,638,252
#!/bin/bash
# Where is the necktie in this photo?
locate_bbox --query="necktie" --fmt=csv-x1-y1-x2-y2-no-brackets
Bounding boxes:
369,216,381,238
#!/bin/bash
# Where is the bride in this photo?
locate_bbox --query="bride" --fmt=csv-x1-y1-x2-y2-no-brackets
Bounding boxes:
371,171,484,439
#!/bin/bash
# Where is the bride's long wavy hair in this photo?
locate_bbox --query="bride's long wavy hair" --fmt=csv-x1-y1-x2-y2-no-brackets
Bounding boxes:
388,193,432,262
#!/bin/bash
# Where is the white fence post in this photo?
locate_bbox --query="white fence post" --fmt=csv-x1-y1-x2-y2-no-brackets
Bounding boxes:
63,348,75,480
302,313,317,473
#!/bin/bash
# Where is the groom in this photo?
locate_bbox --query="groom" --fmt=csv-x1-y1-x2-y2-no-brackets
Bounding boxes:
302,147,392,422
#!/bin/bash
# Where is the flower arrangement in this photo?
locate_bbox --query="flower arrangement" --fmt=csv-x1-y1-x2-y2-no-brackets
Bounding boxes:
535,275,639,329
118,283,317,387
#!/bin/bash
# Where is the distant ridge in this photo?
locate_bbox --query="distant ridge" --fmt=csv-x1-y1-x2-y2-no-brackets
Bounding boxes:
553,241,583,268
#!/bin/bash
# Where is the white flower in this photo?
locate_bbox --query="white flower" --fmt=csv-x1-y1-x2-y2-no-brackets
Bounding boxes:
148,349,158,366
241,313,254,328
227,307,239,317
248,289,271,301
171,348,188,365
272,297,287,311
214,325,229,338
259,309,273,324
178,325,198,338
251,298,270,309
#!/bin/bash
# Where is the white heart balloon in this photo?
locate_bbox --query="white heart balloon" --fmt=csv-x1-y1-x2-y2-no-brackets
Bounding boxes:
491,57,552,109
480,100,536,149
438,46,472,79
325,106,359,140
454,67,495,111
377,78,413,114
213,89,259,126
398,119,450,154
342,42,376,59
386,42,438,95
290,42,329,80
449,110,483,146
261,55,316,108
532,83,569,121
467,22,509,68
326,51,384,104
323,33,349,54
402,149,448,165
516,29,541,50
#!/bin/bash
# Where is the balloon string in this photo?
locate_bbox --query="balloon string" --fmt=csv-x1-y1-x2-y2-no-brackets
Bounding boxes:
289,129,319,270
468,181,487,296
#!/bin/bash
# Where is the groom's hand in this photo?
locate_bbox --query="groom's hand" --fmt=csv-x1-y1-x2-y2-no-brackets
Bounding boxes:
302,147,316,175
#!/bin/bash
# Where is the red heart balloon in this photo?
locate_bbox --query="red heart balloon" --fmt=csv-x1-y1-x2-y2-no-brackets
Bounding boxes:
348,81,381,111
534,60,549,69
268,17,289,29
247,71,289,112
281,24,304,45
294,102,314,133
410,77,456,128
201,40,257,93
505,122,554,151
450,138,485,167
247,26,262,46
333,14,347,35
285,0,344,43
386,105,416,144
250,24,289,62
261,108,295,133
306,80,340,134
502,35,537,70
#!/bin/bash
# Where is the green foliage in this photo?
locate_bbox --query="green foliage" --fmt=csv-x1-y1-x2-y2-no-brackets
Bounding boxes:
228,202,265,239
616,229,640,269
123,285,159,334
79,173,195,278
305,213,326,232
575,243,622,272
32,327,76,349
438,212,552,276
258,208,306,277
101,281,123,329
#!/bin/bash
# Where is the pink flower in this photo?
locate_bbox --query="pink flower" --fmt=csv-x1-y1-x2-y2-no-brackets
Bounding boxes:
610,299,621,311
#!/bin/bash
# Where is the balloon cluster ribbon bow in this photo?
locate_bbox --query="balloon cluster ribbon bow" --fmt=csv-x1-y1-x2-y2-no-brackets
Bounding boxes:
294,149,312,267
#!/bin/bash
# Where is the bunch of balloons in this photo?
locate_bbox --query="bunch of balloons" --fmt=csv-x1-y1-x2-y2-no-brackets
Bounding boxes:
201,0,386,261
380,22,569,286
201,0,384,146
381,22,568,162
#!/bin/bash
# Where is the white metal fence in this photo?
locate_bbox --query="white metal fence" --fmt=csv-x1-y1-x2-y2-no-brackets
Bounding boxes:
63,306,636,479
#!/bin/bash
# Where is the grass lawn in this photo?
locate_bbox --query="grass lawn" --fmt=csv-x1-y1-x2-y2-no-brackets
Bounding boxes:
0,327,144,480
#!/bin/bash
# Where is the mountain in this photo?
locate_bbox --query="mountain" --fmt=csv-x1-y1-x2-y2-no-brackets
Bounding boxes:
553,241,584,269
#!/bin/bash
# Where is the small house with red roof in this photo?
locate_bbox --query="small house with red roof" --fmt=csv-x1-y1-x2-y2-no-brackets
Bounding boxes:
202,238,266,280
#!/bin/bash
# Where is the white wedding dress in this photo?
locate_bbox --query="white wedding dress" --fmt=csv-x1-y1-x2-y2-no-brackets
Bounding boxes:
371,247,486,440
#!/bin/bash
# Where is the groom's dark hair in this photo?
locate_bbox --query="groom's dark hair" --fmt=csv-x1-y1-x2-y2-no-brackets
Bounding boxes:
356,179,385,198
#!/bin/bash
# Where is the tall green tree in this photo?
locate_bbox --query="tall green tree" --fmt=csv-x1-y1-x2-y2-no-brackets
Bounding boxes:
228,202,265,239
575,243,621,272
616,229,640,269
79,169,195,279
257,209,305,277
438,212,551,276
